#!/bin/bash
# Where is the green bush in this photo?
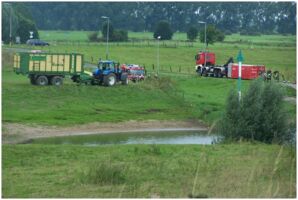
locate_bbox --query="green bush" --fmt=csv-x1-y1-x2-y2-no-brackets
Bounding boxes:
218,79,290,144
187,26,198,41
112,29,128,42
82,162,125,185
87,31,99,42
153,20,173,40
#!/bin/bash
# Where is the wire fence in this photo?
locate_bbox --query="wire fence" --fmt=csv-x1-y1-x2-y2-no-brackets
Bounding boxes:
48,39,197,48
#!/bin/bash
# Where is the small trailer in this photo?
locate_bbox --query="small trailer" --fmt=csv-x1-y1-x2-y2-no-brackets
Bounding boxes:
14,52,85,85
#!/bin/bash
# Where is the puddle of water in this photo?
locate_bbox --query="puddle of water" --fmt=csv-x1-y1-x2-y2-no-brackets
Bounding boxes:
30,131,218,145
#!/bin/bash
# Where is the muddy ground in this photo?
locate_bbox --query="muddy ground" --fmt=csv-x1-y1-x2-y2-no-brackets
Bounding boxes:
2,120,208,144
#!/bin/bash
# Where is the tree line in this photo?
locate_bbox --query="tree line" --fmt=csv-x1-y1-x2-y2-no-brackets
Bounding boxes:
26,2,296,34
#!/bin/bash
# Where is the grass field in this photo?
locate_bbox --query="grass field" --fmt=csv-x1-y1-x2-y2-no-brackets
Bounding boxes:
2,40,296,126
12,31,297,82
2,31,296,198
2,143,296,198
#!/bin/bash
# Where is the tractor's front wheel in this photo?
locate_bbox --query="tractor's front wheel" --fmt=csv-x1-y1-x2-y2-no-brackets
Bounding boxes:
103,73,116,86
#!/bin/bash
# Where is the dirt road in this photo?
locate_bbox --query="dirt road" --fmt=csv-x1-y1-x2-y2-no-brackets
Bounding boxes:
2,120,208,144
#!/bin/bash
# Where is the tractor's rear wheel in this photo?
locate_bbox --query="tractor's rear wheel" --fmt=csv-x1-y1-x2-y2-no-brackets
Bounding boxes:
51,76,64,86
36,76,48,86
103,73,116,86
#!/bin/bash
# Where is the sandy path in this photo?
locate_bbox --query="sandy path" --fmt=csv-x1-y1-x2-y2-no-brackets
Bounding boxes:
2,120,208,144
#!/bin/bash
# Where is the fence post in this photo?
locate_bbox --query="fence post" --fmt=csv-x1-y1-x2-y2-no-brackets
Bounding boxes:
170,66,172,72
179,66,181,73
152,64,155,70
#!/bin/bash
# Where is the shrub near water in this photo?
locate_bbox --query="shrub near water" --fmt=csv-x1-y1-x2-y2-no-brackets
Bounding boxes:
218,79,289,144
81,162,125,185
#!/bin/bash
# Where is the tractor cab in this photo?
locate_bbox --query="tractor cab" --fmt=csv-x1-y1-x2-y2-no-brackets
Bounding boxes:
93,60,121,77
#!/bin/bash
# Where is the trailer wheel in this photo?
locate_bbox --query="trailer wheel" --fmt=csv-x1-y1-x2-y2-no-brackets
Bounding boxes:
36,76,48,86
103,73,116,86
51,76,63,86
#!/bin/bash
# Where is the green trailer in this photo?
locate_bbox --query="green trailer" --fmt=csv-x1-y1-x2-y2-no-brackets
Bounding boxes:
13,52,91,85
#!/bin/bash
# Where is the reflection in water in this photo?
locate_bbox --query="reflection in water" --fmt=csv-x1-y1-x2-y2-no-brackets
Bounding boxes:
31,131,218,145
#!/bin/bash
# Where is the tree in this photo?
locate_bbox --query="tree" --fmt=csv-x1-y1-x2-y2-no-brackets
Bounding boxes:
88,31,99,42
16,16,39,43
102,21,114,40
2,3,39,44
187,26,198,41
218,79,290,144
112,30,128,42
2,3,19,43
153,20,173,40
199,25,225,46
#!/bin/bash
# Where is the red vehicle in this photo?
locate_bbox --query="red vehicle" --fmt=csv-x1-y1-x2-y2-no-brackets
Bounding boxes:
195,51,233,77
121,64,145,82
195,51,265,79
227,64,266,80
195,52,216,66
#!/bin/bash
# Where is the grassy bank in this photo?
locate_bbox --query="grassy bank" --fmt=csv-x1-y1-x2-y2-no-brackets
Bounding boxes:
2,48,296,126
2,143,295,198
7,40,296,81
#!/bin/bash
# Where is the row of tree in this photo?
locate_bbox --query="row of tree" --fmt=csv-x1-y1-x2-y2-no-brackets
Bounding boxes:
2,3,39,44
26,2,296,34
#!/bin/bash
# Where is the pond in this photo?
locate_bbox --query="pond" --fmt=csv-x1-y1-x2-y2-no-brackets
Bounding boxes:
30,131,219,145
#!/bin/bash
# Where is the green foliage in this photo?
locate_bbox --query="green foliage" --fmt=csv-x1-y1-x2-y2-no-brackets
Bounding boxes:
26,2,296,34
199,25,225,46
240,30,261,36
3,144,296,197
153,20,173,40
87,32,99,42
187,26,198,41
2,4,19,43
16,17,39,43
112,29,128,42
81,162,125,185
102,21,114,40
218,79,289,144
2,2,39,44
102,22,128,42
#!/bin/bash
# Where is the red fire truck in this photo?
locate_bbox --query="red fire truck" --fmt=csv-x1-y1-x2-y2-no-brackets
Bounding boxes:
195,51,265,80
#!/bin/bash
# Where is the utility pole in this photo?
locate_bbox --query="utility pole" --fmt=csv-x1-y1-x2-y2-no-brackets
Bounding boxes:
237,50,244,101
198,21,207,66
101,16,109,60
9,4,12,47
157,36,161,75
